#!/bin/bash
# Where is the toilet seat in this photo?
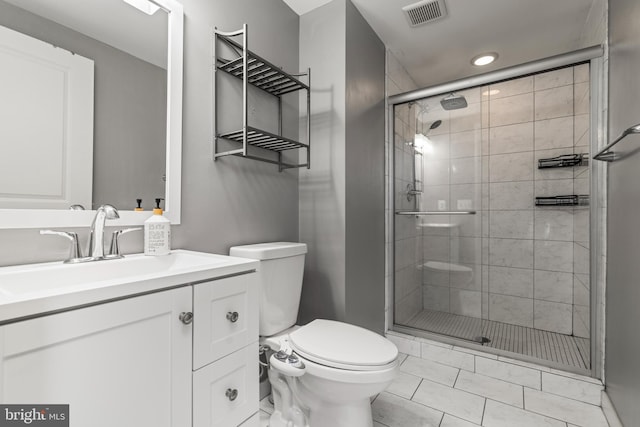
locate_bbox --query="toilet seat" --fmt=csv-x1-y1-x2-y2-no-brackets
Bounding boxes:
296,352,399,384
288,319,398,371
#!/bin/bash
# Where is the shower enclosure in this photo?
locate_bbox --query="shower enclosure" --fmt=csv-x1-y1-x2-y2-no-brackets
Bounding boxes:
391,61,599,373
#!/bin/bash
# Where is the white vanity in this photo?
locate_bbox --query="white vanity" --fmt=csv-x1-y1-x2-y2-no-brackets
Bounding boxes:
0,250,260,427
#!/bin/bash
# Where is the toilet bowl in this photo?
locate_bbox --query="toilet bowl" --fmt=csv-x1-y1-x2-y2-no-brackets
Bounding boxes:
229,242,399,427
265,319,398,427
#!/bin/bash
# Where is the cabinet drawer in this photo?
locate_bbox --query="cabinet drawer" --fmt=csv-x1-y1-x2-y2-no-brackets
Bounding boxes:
193,272,258,369
193,343,259,427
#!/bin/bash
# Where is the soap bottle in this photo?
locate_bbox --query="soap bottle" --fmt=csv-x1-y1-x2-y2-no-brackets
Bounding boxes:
144,198,171,256
134,198,144,212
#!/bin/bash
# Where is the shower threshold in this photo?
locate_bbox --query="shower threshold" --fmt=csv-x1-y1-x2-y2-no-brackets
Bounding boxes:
401,309,590,371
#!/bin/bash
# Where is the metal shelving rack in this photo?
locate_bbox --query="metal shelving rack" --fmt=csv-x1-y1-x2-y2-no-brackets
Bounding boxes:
214,24,311,171
538,153,589,169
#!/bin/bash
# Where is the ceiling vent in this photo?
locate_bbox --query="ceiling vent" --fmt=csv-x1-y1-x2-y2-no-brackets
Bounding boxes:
402,0,447,27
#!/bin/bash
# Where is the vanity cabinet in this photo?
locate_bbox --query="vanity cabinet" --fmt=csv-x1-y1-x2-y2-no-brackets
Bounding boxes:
0,271,259,427
192,273,259,427
0,287,193,427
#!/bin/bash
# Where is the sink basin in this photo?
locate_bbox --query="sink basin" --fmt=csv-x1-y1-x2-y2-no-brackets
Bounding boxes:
0,251,230,295
0,250,258,324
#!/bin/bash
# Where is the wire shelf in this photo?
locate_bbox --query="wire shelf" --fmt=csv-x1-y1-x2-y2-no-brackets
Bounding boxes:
535,195,590,206
217,37,309,97
218,127,309,152
538,153,588,169
213,25,311,172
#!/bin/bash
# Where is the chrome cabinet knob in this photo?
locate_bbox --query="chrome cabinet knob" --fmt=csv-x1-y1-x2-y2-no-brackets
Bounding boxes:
225,388,238,401
226,311,239,323
179,312,193,325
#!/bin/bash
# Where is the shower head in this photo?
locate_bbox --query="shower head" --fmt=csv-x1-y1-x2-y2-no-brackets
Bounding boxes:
429,120,442,130
440,93,468,110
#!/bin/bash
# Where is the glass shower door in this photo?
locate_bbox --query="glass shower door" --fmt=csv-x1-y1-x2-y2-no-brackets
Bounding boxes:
393,87,485,343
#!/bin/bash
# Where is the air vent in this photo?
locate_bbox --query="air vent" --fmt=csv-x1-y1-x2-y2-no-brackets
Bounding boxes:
402,0,447,27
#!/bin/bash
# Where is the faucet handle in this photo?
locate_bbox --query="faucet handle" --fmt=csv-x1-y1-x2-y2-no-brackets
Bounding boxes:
108,227,142,258
40,230,83,262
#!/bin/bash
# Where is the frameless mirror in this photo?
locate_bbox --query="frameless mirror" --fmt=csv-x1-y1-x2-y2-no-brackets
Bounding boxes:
0,0,182,227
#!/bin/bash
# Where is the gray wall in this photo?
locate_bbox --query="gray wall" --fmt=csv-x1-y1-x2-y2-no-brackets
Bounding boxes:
174,0,300,253
0,0,301,265
299,0,347,325
0,0,167,212
605,0,640,424
299,0,385,333
344,0,386,333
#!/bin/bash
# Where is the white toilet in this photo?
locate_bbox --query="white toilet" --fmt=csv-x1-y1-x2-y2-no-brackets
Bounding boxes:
229,242,399,427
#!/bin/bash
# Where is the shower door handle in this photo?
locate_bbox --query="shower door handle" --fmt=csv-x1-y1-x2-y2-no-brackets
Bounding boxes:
395,211,476,215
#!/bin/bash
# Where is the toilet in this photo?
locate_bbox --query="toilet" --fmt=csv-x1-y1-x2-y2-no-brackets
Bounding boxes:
229,242,399,427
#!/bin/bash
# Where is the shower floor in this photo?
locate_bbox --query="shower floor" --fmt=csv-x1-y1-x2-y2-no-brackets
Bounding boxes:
403,309,590,371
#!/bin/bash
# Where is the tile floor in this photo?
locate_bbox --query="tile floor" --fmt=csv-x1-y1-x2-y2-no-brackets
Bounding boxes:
259,331,612,427
402,309,590,370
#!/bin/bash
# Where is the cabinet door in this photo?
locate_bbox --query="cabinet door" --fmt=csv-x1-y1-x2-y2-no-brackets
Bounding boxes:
193,343,258,427
193,273,258,369
0,287,192,427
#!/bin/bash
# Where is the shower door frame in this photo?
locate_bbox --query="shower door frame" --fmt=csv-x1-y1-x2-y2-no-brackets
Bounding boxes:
388,46,607,379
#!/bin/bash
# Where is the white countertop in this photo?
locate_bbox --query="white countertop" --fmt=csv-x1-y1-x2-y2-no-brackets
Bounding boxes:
0,250,258,324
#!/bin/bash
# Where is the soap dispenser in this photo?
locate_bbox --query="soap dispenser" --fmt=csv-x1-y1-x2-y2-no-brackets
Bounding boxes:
144,198,171,256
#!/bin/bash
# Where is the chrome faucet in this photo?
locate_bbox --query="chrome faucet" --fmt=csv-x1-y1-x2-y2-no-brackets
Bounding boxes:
87,204,120,259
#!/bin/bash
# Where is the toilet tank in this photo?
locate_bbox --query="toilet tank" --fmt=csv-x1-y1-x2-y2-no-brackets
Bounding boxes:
229,242,307,336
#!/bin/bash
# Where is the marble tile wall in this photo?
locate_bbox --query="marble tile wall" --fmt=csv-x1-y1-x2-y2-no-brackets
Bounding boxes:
386,52,419,327
418,86,484,317
485,64,591,336
414,64,591,335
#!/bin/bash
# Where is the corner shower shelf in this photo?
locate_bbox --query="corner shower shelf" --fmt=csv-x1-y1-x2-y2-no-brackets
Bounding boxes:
535,195,589,206
538,153,588,169
420,261,472,274
213,24,311,171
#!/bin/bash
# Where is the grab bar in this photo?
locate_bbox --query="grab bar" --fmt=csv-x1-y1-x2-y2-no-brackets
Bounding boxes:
593,123,640,162
396,211,476,215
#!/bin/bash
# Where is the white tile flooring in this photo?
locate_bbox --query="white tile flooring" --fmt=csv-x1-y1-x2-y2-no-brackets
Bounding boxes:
402,309,590,371
259,331,611,427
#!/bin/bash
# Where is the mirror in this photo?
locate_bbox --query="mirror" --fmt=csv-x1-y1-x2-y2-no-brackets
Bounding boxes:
0,0,182,228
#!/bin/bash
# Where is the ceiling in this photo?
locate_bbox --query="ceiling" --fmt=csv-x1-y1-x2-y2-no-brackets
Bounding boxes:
283,0,603,88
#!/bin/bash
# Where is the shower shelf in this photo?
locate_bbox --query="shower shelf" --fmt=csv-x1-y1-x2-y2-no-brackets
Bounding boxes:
535,195,589,206
419,261,472,274
538,153,588,169
213,24,311,171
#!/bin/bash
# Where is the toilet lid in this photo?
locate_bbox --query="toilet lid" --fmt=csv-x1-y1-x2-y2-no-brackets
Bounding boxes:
288,319,398,371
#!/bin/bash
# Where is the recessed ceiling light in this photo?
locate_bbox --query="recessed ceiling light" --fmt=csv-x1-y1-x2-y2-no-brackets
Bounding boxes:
472,53,498,66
